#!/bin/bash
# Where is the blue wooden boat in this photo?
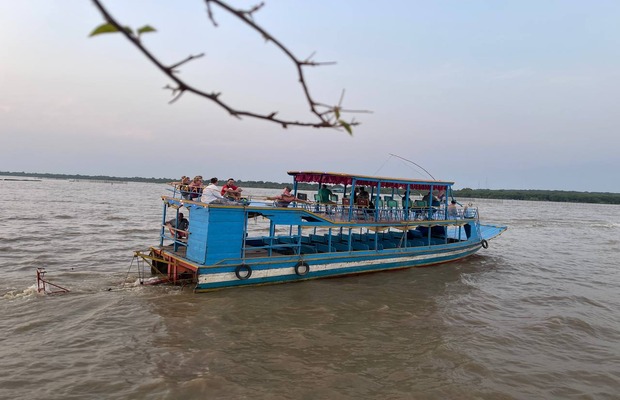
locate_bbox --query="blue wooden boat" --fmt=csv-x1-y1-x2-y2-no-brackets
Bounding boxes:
138,171,506,292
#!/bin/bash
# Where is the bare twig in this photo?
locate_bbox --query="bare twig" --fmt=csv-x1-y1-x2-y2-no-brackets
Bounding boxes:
168,53,205,72
91,0,366,130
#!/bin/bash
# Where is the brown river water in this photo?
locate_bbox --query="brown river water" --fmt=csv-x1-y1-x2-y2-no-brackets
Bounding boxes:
1,178,619,399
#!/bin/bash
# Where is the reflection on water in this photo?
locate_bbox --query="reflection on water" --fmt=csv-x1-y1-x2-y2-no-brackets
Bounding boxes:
0,179,619,399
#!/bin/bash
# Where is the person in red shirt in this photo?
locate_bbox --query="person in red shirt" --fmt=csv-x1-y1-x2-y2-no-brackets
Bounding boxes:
221,178,243,200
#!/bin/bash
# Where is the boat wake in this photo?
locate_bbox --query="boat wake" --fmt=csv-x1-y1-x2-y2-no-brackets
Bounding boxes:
2,285,39,300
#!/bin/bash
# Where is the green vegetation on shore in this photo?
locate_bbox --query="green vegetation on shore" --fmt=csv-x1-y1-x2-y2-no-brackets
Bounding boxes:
2,171,619,205
0,171,313,189
453,188,620,204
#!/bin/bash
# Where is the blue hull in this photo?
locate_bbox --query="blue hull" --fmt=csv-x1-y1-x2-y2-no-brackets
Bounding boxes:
194,242,481,292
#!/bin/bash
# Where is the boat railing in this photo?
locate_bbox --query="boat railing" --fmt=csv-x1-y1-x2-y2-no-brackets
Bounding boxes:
166,183,196,201
161,223,188,250
243,235,309,257
299,202,478,224
242,225,476,256
161,188,478,225
166,184,256,203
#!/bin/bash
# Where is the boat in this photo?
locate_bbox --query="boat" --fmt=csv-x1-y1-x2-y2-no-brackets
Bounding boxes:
135,171,507,292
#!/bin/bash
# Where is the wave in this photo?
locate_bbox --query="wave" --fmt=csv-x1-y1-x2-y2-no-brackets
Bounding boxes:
53,215,74,220
104,216,129,221
590,223,620,229
117,228,153,235
523,295,610,311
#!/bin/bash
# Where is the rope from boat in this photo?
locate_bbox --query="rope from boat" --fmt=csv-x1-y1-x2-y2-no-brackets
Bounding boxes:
123,255,137,286
131,251,173,285
474,206,485,245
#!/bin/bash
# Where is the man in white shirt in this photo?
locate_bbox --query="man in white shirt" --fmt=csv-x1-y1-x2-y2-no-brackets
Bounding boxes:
202,177,236,204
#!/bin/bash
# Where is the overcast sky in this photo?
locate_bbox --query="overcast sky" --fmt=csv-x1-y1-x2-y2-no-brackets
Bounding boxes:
1,1,619,192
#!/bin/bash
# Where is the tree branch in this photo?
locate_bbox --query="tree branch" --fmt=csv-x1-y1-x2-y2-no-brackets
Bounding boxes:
90,0,367,131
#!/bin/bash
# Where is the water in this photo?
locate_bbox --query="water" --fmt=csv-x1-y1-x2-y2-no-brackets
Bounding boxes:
1,178,619,399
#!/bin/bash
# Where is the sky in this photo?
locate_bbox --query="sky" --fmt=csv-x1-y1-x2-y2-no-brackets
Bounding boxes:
1,0,619,192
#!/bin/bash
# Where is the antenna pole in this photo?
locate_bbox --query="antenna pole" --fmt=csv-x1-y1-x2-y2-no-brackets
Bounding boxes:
388,153,436,180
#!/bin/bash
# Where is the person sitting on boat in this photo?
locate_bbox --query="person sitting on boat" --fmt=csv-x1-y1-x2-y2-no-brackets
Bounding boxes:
166,212,189,239
438,190,446,204
179,176,191,199
202,178,237,205
447,200,460,218
221,178,243,200
188,176,204,201
401,195,411,210
317,184,336,214
352,187,360,203
267,186,307,207
317,184,334,204
356,187,370,205
422,191,440,207
169,176,192,199
463,202,475,218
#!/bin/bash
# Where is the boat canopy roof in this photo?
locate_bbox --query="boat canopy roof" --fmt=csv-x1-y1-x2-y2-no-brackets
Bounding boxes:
287,171,454,191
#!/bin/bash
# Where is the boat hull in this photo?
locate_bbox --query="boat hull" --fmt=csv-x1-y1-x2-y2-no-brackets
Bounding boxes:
152,241,483,292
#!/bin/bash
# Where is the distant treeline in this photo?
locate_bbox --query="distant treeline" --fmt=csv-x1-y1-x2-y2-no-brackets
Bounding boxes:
453,188,620,205
0,171,309,189
1,171,172,184
2,171,618,204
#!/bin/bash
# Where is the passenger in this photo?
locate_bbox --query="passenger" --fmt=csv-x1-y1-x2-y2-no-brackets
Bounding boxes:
356,186,370,204
221,178,243,200
447,200,459,218
317,184,334,203
267,186,307,207
165,212,189,239
422,191,440,207
202,177,237,204
169,176,192,199
188,176,204,201
180,176,191,199
463,202,475,218
400,192,412,210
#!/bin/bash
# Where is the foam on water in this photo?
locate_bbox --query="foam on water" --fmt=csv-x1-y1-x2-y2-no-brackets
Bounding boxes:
2,285,39,300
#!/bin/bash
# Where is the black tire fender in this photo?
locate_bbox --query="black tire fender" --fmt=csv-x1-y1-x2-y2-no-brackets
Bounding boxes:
294,261,310,276
234,264,252,280
481,239,489,249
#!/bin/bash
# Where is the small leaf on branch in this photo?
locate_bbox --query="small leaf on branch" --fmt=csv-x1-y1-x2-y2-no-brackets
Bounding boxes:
89,23,120,36
89,23,134,37
334,107,341,119
137,25,157,35
339,120,353,135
